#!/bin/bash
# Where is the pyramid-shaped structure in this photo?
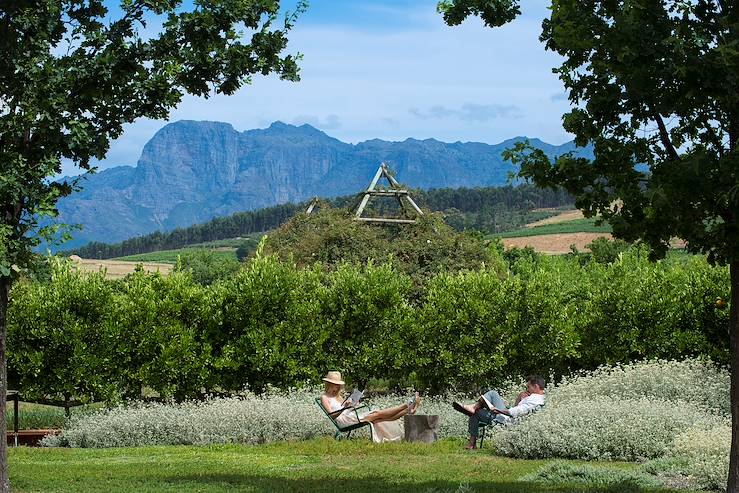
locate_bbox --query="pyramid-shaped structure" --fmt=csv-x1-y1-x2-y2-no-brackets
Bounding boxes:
353,162,423,224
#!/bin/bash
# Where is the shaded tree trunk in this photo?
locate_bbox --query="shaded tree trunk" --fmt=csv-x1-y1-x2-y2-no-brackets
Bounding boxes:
0,277,9,493
729,262,739,493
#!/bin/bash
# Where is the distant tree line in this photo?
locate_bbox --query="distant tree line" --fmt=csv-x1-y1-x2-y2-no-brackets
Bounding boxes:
65,184,572,259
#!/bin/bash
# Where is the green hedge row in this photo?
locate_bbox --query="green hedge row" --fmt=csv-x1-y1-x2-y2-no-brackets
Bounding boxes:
7,247,730,404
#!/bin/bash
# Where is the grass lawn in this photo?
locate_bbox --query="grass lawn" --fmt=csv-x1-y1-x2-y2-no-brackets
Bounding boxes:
492,218,612,239
9,439,696,493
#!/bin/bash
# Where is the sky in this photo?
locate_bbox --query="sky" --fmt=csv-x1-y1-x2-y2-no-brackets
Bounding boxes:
64,0,572,175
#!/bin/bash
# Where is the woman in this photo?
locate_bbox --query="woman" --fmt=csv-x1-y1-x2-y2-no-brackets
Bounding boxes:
320,371,421,443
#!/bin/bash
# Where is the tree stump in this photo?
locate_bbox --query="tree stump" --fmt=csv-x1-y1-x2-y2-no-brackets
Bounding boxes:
403,414,439,443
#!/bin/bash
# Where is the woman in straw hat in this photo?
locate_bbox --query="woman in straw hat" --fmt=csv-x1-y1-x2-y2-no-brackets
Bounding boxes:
320,371,421,443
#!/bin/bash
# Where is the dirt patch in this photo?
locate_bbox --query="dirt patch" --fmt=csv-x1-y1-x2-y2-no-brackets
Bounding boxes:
70,258,172,279
525,209,584,228
501,233,611,254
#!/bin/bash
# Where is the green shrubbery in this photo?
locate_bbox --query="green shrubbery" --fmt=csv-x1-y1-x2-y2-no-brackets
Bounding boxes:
7,244,730,403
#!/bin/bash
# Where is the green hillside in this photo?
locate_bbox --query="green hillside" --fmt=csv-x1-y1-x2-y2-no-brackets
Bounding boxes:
115,248,238,264
492,217,612,238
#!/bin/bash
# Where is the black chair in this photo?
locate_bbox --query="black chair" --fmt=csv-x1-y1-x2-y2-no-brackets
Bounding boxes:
315,397,373,440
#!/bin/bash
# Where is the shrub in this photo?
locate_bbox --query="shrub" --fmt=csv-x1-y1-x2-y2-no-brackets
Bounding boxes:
42,390,471,448
8,259,118,406
493,397,724,461
642,425,731,492
174,248,241,285
549,359,729,415
108,269,211,400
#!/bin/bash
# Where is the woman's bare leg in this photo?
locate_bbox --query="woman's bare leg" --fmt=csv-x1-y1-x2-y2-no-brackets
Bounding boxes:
362,404,407,423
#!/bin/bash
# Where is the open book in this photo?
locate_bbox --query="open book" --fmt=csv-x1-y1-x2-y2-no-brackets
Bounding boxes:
479,394,494,411
342,388,364,407
478,394,510,416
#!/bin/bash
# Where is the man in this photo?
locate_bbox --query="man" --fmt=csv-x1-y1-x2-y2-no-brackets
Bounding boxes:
452,375,546,450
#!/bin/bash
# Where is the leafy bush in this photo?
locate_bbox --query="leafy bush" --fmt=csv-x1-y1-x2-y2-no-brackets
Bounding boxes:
8,258,118,405
108,268,212,400
174,248,241,285
7,246,731,402
263,207,505,294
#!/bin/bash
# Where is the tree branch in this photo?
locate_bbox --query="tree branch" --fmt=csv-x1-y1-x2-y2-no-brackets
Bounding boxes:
653,112,680,161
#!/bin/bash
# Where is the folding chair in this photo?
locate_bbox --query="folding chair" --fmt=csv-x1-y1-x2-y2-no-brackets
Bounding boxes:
315,397,373,440
478,403,545,449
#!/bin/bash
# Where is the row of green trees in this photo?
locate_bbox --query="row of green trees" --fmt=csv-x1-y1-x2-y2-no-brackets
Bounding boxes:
65,184,572,259
7,246,730,405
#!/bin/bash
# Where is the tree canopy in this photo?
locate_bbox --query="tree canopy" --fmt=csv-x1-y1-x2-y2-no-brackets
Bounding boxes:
437,0,738,490
0,1,304,490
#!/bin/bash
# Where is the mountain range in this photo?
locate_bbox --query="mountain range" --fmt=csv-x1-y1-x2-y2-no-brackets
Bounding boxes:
57,120,593,249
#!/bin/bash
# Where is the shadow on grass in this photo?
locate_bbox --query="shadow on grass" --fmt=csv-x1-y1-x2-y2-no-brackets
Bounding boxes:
164,473,671,493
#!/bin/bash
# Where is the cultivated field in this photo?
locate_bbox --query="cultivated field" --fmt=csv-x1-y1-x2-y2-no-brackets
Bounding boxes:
495,209,612,253
69,256,172,279
501,232,613,254
525,208,584,227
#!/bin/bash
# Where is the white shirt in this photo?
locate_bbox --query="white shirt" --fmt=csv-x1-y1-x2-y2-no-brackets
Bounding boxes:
506,393,545,419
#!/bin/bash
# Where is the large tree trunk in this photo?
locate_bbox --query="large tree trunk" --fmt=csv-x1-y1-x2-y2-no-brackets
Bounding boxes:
0,277,9,493
729,261,739,493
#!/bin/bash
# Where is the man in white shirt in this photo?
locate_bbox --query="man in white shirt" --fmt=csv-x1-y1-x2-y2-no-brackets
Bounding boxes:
452,375,546,450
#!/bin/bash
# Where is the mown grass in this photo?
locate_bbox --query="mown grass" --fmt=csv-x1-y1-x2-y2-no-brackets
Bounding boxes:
492,217,612,238
9,439,698,493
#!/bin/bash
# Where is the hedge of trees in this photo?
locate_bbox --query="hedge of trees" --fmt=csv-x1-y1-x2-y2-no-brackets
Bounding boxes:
7,245,730,406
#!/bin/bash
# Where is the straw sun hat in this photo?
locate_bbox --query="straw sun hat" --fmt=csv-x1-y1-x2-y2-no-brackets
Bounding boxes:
322,371,345,386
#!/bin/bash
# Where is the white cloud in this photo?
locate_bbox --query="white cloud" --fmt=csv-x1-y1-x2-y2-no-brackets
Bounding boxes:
89,0,574,173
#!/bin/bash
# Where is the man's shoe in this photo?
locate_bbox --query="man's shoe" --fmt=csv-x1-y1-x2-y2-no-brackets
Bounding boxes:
452,401,475,417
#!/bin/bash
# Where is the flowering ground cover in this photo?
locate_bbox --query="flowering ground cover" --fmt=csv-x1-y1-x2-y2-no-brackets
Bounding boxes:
9,439,700,493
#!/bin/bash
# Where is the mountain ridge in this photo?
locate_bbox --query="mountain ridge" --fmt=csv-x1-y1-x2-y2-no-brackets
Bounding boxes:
56,120,593,249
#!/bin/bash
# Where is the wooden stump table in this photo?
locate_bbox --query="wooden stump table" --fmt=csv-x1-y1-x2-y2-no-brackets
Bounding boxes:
403,414,439,443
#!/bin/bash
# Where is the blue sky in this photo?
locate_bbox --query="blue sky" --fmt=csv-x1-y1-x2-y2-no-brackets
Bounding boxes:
67,0,572,175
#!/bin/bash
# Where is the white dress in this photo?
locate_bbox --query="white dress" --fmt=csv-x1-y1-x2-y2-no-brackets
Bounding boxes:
324,395,403,443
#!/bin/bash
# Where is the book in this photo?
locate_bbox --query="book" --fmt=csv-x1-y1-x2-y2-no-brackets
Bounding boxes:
479,394,494,411
342,388,364,407
479,395,511,416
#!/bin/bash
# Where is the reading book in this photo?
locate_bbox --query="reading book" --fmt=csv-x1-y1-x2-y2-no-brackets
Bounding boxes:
478,395,513,416
342,388,364,407
479,394,494,411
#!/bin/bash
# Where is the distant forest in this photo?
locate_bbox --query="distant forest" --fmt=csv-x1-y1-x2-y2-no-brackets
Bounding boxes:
66,184,572,259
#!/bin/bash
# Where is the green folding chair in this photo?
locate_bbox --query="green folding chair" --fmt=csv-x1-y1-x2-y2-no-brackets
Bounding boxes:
315,397,373,440
478,403,545,449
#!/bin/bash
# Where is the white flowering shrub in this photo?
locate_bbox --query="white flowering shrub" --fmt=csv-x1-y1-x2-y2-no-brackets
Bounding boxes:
41,389,472,448
548,359,729,415
42,391,329,448
642,425,731,492
493,397,724,461
488,358,731,490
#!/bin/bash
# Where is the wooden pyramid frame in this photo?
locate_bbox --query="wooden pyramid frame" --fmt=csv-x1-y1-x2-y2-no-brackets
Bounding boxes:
353,162,423,224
